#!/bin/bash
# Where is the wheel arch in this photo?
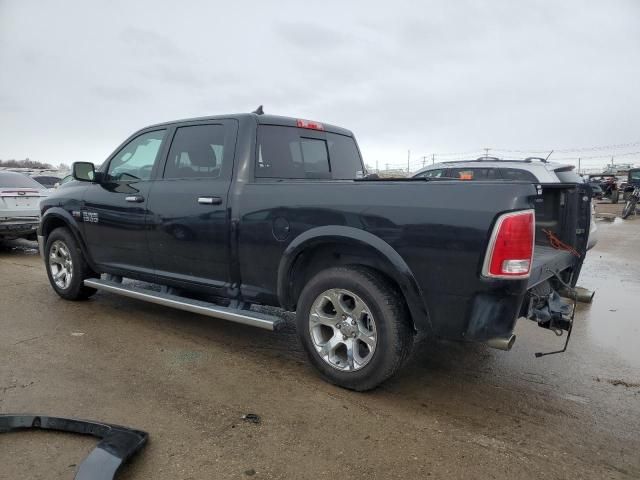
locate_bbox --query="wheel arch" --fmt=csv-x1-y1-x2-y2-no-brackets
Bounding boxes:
277,226,431,333
40,208,96,269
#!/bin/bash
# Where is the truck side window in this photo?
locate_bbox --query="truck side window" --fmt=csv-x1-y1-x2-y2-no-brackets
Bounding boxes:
106,130,166,182
256,126,363,180
164,125,226,179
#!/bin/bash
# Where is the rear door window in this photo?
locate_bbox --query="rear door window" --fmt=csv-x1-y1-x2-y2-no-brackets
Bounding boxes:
448,168,501,180
500,168,538,182
164,124,227,179
256,125,363,180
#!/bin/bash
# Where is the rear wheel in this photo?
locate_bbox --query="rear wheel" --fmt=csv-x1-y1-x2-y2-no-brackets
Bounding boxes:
296,266,413,391
622,199,636,219
45,227,97,300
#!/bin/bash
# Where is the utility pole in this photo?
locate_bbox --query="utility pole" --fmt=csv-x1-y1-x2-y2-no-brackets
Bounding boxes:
376,160,379,173
422,156,427,168
432,153,435,165
407,150,411,173
484,148,490,158
578,157,581,174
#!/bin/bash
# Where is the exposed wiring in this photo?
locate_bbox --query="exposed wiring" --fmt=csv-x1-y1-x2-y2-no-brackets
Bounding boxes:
542,229,581,258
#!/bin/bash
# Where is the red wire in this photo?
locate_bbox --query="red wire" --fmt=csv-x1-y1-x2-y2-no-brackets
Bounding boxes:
542,229,581,258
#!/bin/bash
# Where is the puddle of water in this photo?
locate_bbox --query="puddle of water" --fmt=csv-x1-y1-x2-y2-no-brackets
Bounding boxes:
577,220,640,370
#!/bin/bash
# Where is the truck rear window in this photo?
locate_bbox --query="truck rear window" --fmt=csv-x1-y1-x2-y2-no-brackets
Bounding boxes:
256,125,363,180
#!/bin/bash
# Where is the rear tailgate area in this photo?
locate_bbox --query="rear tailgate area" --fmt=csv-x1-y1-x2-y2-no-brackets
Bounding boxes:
528,183,591,288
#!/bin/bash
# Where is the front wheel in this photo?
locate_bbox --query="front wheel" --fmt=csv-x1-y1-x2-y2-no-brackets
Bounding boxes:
296,266,413,391
622,199,637,219
44,227,98,300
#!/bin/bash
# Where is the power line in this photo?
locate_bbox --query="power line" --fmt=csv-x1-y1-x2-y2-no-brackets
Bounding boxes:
494,140,640,154
419,140,640,161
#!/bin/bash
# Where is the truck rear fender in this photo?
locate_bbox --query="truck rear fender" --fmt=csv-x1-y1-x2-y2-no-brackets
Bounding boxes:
277,226,431,333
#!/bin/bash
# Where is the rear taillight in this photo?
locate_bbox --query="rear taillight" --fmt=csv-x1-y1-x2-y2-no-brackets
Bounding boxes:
482,210,535,278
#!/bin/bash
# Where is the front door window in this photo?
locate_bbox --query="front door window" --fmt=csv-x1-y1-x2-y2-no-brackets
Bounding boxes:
106,130,166,182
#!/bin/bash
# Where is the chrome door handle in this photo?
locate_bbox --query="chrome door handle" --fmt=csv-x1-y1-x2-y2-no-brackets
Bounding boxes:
198,196,222,205
125,195,144,203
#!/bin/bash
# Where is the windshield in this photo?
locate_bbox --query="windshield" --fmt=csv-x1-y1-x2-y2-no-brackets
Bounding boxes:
0,173,44,189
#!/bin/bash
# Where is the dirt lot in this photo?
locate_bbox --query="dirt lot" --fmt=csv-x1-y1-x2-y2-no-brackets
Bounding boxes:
1,206,639,479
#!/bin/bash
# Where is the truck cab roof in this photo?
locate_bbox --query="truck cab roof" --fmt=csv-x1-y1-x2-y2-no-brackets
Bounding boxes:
146,112,354,137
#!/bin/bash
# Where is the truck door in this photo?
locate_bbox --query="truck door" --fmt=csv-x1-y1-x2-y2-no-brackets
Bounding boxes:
82,129,168,274
146,121,237,294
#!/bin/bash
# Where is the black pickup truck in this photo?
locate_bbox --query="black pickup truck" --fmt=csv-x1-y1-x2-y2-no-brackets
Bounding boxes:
38,112,592,390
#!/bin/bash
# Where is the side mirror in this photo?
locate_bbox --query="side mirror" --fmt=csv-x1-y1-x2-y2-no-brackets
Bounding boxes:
72,162,96,182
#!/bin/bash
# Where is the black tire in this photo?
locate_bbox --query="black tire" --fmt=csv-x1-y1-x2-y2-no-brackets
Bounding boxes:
296,266,413,391
622,199,636,219
611,189,619,204
44,227,98,300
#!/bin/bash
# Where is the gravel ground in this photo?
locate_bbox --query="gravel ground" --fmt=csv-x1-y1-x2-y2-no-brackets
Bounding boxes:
0,209,639,479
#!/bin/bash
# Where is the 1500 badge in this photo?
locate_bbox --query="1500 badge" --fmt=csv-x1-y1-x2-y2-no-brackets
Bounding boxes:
82,211,99,223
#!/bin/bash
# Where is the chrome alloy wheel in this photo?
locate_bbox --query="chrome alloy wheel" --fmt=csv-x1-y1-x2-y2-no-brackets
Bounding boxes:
308,288,377,371
49,240,73,289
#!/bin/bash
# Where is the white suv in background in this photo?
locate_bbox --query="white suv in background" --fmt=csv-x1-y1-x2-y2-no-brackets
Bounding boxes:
412,157,598,250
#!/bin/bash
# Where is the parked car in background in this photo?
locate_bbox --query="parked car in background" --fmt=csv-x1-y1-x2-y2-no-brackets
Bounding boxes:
54,174,75,188
0,171,48,241
586,181,604,199
586,174,620,203
622,168,640,201
413,157,598,250
31,175,62,190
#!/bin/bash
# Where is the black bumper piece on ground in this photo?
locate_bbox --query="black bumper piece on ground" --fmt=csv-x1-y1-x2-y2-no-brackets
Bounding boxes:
0,414,148,480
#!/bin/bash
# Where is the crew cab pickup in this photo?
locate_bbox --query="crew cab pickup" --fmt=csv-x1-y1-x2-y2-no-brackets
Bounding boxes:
38,112,592,390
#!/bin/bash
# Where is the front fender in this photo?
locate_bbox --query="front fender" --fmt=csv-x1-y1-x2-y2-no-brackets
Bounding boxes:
277,226,431,332
39,207,96,268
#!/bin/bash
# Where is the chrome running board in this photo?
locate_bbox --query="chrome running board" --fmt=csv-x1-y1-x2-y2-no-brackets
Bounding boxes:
83,278,284,331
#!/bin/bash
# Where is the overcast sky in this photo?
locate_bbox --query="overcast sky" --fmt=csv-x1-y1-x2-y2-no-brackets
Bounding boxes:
1,0,639,171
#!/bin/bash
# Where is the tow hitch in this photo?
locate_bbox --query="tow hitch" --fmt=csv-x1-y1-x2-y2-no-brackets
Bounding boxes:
526,271,577,358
